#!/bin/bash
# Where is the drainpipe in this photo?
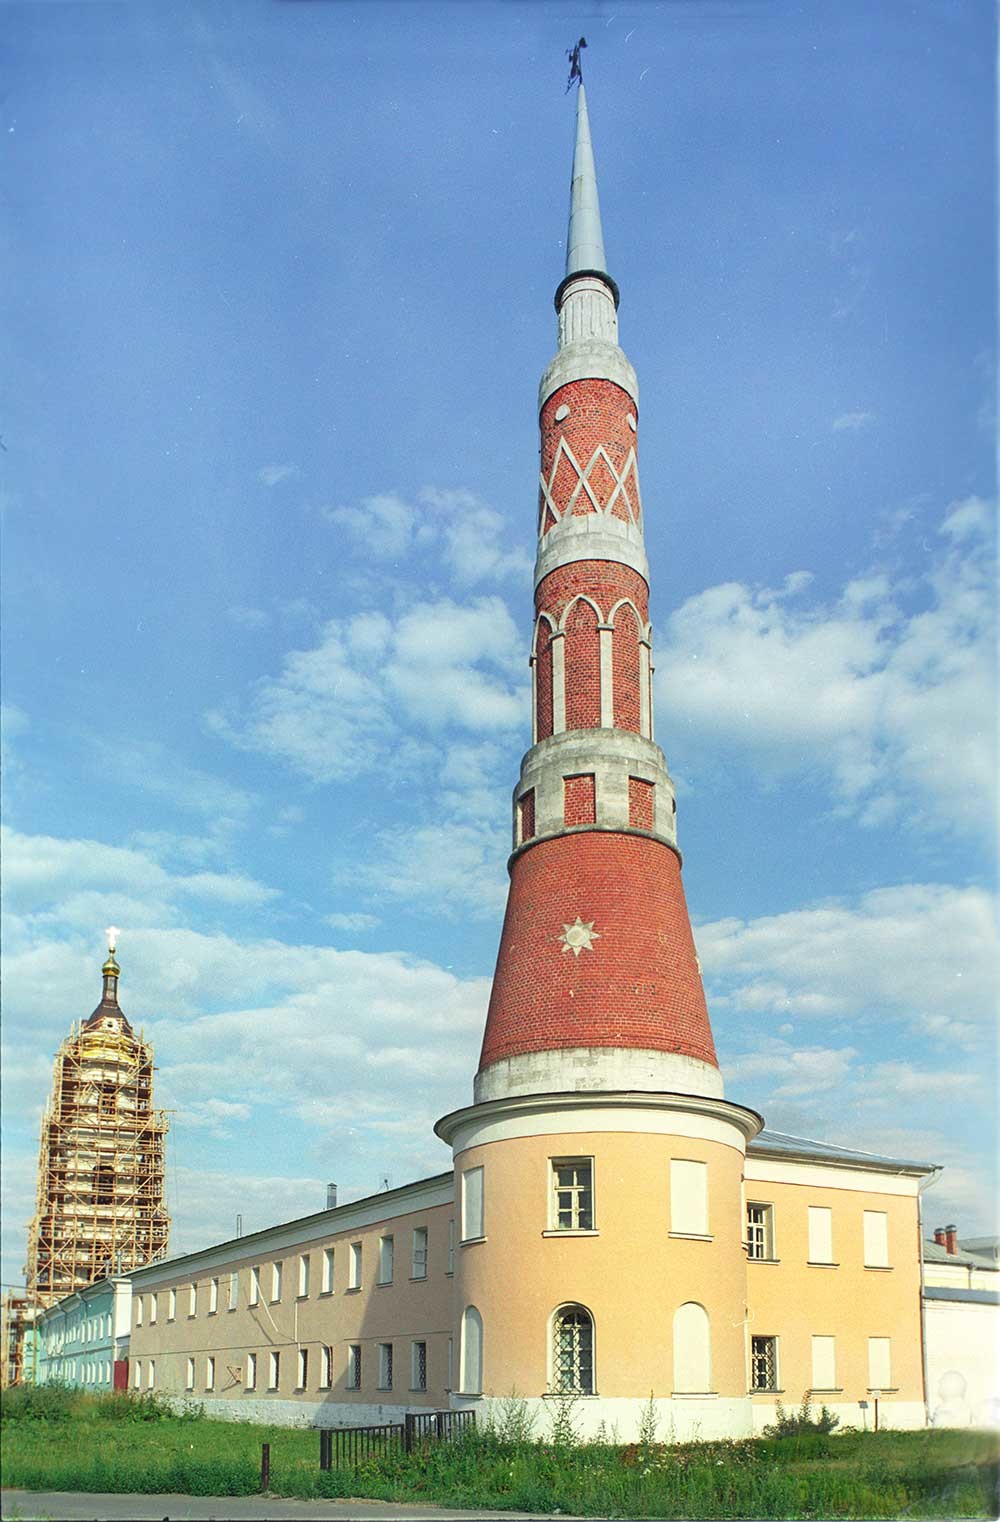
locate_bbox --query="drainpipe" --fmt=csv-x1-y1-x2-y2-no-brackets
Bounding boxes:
916,1167,942,1427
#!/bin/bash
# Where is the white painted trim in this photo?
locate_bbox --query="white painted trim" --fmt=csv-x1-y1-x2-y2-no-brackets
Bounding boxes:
473,1047,724,1105
129,1175,454,1287
598,626,614,727
639,643,651,738
551,632,566,734
744,1157,922,1197
438,1090,760,1156
461,1392,753,1442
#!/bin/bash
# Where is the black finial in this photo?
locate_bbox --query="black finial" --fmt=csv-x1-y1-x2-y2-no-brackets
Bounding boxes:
566,37,587,93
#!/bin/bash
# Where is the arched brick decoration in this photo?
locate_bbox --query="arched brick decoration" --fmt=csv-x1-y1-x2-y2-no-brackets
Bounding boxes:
536,562,648,628
534,619,554,741
480,832,719,1074
539,379,639,523
612,602,642,733
564,599,601,731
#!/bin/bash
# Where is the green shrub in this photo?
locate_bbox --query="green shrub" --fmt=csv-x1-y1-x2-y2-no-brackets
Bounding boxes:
762,1395,840,1437
484,1389,537,1446
0,1381,77,1423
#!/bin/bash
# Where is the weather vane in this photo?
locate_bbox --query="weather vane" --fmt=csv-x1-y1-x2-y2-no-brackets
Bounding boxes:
566,36,587,92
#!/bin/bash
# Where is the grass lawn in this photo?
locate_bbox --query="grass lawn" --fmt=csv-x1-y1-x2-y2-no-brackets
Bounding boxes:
2,1387,998,1518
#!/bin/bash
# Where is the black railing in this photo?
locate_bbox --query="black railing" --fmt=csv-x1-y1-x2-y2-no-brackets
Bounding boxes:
319,1409,475,1469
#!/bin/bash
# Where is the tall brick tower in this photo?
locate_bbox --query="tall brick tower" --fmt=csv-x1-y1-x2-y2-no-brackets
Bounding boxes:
437,83,761,1437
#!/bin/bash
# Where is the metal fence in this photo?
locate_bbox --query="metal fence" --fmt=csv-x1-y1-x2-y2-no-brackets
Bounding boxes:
319,1408,475,1469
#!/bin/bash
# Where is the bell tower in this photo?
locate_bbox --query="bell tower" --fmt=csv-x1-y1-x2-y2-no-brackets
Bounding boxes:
437,81,761,1439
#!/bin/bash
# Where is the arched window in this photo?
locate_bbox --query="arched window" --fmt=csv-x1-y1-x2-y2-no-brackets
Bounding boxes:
672,1301,711,1393
564,599,601,731
551,1304,594,1395
534,618,555,741
461,1305,483,1395
611,602,642,733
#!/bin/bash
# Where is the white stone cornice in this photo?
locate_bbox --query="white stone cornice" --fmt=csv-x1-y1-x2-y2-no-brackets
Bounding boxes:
435,1089,763,1154
535,517,649,585
539,340,639,412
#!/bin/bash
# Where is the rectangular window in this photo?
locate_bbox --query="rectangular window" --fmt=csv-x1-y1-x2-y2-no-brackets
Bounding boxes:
297,1347,309,1389
551,1158,594,1230
378,1342,393,1390
136,1296,143,1326
347,1344,362,1389
209,1278,219,1314
268,1350,280,1390
411,1226,428,1279
133,1361,141,1389
149,1293,157,1324
811,1335,837,1390
461,1166,484,1241
246,1352,257,1390
863,1211,890,1267
186,1357,195,1391
746,1202,774,1260
349,1242,362,1290
321,1345,333,1389
271,1261,283,1302
298,1253,311,1298
146,1360,155,1389
249,1267,260,1306
868,1337,892,1389
448,1218,455,1274
168,1288,177,1321
411,1340,427,1391
188,1283,197,1317
378,1235,394,1285
206,1356,215,1391
228,1271,238,1311
750,1336,777,1391
808,1206,834,1263
322,1246,335,1294
670,1158,709,1236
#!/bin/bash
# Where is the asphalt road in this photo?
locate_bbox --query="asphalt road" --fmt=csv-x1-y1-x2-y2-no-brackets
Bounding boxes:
0,1493,564,1522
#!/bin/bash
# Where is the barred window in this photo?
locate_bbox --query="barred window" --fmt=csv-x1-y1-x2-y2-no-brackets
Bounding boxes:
552,1305,594,1395
348,1344,362,1389
378,1342,393,1390
411,1340,427,1391
551,1159,593,1231
321,1345,333,1388
746,1203,774,1260
750,1335,777,1391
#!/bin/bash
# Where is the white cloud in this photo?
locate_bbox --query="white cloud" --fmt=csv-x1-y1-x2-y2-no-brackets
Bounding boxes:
831,410,875,432
325,487,531,586
352,821,509,920
658,498,995,836
700,882,997,1050
257,464,296,487
326,493,417,559
208,596,526,785
89,737,256,824
327,911,380,933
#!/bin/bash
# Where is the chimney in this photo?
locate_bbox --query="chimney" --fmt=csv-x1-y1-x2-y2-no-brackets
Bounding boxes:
326,1183,338,1210
944,1224,958,1255
933,1227,947,1248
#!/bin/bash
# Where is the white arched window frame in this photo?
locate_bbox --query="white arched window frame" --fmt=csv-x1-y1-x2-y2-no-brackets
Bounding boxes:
672,1301,712,1394
531,613,557,744
607,597,653,738
558,594,605,734
549,1302,595,1396
460,1305,483,1396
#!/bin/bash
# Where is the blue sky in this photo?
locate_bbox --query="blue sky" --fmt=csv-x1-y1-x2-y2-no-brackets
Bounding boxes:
2,0,996,1291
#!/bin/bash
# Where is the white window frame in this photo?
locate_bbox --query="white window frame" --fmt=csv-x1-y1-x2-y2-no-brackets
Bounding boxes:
322,1246,335,1294
206,1356,215,1391
447,1217,455,1274
378,1342,393,1390
136,1296,143,1326
669,1158,709,1237
186,1356,195,1390
750,1335,778,1391
746,1202,774,1260
228,1271,238,1311
863,1210,890,1268
321,1344,333,1389
188,1283,197,1317
146,1359,155,1389
461,1166,485,1242
378,1235,394,1285
460,1305,483,1395
298,1253,311,1298
168,1288,177,1321
246,1352,257,1390
149,1293,157,1324
297,1346,309,1389
209,1277,219,1314
268,1349,280,1390
550,1157,595,1232
347,1344,361,1389
810,1335,837,1391
348,1241,362,1290
249,1266,261,1307
270,1260,283,1302
550,1303,595,1395
411,1226,428,1279
868,1336,892,1390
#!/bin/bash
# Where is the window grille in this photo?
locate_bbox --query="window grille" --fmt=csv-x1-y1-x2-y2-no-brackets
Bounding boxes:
378,1342,393,1390
750,1336,776,1390
348,1344,361,1389
552,1305,594,1395
552,1159,593,1230
412,1340,427,1390
298,1347,308,1388
746,1203,772,1260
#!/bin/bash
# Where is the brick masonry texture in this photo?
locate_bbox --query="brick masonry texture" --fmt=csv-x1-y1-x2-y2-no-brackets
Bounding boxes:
518,789,535,842
628,777,655,831
613,603,642,733
479,832,719,1072
534,562,649,739
564,774,597,827
535,627,554,740
565,598,601,730
539,378,641,530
